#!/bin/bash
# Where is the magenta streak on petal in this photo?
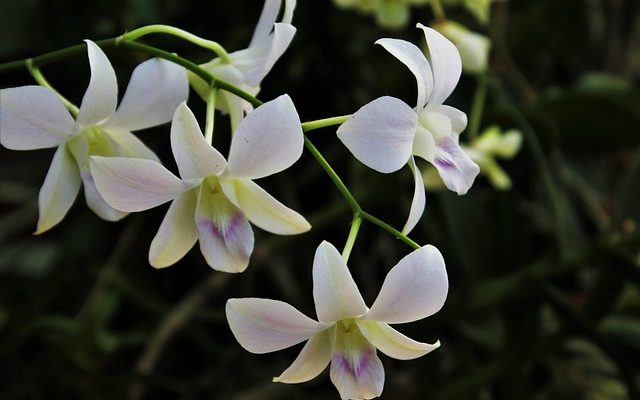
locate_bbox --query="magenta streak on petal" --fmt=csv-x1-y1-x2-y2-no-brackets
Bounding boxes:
333,347,375,379
434,137,459,170
197,212,244,245
434,157,455,169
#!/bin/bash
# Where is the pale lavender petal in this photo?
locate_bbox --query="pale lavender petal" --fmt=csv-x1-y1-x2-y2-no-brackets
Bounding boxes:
196,184,254,272
337,96,417,174
76,40,118,127
313,241,368,323
433,136,480,195
0,86,75,150
366,245,448,324
402,157,426,235
226,298,325,353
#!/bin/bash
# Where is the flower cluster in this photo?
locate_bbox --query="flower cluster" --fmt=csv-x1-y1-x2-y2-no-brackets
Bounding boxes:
0,1,513,398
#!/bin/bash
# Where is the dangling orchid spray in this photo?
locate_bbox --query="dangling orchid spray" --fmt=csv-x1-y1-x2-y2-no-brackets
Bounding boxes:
0,1,507,397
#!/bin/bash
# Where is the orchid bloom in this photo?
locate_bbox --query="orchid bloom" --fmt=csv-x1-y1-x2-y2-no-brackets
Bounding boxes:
337,24,479,234
89,95,310,272
190,0,297,129
226,241,448,399
0,41,188,233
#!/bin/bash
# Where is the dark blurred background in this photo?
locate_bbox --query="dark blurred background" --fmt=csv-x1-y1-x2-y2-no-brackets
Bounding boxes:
1,0,639,399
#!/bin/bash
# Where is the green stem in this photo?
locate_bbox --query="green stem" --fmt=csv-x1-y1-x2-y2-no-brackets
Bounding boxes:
303,136,361,213
468,74,487,140
27,64,79,117
123,25,231,63
302,115,351,132
430,0,446,20
360,211,421,250
205,86,217,144
342,215,362,261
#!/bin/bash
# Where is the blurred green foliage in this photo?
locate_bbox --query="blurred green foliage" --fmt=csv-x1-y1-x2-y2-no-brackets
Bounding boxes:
1,0,639,399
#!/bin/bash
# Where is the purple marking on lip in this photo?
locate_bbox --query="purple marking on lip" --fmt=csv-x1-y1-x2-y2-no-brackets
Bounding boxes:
333,348,374,379
197,212,244,244
434,157,455,169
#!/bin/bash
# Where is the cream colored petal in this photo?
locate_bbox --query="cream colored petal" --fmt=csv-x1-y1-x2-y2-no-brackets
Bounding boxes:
357,320,440,360
149,189,199,268
220,178,310,235
401,157,426,235
274,329,332,383
35,145,81,234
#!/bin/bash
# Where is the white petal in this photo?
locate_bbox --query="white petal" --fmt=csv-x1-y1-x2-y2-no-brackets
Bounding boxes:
375,38,433,109
432,136,480,195
106,129,159,162
105,58,188,131
250,0,283,47
89,156,194,212
337,96,417,174
226,298,325,354
171,102,227,180
330,328,384,400
235,23,297,87
436,105,467,134
274,329,332,384
81,167,128,221
225,95,303,179
412,125,436,162
195,184,254,272
366,245,448,324
0,86,75,150
149,189,199,268
76,40,118,127
220,178,310,235
313,241,367,323
357,320,440,360
35,145,81,234
417,24,462,106
402,157,426,235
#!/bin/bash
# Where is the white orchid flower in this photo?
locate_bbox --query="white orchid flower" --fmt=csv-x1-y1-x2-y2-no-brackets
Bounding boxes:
226,241,448,400
190,0,297,129
337,24,479,234
89,95,310,272
0,41,188,233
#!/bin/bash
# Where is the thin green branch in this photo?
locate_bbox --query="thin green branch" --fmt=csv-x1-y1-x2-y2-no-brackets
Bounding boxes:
123,25,231,63
360,211,421,249
342,215,362,261
303,136,361,213
302,115,351,132
27,64,79,117
430,0,446,20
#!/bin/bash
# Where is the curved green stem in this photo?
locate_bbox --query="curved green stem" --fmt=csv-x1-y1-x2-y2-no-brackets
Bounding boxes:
205,86,217,144
342,216,362,261
302,115,351,132
123,25,231,63
27,64,79,117
360,211,420,250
